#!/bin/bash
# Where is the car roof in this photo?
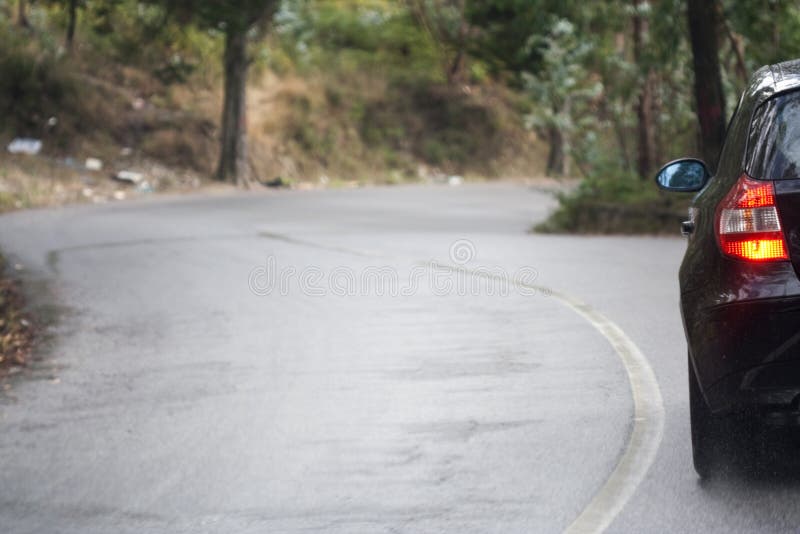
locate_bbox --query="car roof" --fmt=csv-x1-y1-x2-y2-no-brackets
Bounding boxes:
747,59,800,107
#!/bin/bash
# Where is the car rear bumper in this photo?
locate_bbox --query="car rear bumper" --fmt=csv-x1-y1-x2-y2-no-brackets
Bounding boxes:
685,295,800,415
705,364,800,421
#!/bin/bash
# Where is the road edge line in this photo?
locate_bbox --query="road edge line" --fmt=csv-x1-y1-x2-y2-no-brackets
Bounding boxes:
428,262,665,534
554,291,664,534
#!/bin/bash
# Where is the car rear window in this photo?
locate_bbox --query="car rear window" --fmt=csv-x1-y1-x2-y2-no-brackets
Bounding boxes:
747,90,800,180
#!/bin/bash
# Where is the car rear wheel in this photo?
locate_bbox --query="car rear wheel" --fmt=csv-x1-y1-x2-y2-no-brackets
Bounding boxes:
689,356,716,478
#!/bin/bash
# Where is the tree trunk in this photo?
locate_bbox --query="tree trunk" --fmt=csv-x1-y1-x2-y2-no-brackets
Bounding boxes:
636,72,657,178
546,125,565,177
632,0,657,179
66,0,78,51
17,0,28,28
216,28,250,186
687,0,726,170
561,97,571,177
446,1,468,85
652,74,665,166
611,113,633,172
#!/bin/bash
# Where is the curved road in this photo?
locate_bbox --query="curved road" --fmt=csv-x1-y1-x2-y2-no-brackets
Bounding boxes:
1,183,799,532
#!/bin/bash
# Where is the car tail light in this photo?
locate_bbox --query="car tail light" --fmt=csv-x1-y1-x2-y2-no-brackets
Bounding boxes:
716,174,788,261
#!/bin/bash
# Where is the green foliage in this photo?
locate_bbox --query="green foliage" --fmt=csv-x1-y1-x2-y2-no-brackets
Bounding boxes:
80,0,223,82
522,19,602,168
0,24,75,137
467,0,614,81
274,0,441,82
725,0,800,68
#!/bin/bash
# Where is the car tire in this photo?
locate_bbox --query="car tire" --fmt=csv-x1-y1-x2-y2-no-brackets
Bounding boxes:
689,356,716,478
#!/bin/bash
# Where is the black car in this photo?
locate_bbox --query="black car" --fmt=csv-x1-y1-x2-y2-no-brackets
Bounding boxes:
657,59,800,477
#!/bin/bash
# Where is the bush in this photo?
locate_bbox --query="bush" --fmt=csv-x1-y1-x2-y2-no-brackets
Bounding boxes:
535,174,691,234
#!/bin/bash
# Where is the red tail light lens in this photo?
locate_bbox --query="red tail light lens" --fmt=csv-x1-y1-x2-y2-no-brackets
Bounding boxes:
716,175,788,262
735,182,775,208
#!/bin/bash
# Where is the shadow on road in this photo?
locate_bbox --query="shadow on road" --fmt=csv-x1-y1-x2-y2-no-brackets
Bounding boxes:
701,424,800,487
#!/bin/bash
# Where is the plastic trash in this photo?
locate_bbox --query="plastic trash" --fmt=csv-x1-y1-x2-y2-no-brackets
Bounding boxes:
136,181,154,193
85,158,103,171
7,138,42,155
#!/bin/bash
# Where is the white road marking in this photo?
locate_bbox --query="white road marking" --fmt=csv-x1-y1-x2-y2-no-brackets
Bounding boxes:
554,292,664,534
430,262,665,534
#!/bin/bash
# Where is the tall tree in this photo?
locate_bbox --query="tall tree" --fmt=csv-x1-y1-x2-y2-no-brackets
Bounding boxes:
632,0,656,179
523,19,601,177
467,0,598,176
164,1,279,185
65,0,79,50
213,2,279,185
687,0,725,169
217,23,251,185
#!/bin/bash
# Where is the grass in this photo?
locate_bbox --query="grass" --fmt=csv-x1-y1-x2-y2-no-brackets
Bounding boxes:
246,71,546,185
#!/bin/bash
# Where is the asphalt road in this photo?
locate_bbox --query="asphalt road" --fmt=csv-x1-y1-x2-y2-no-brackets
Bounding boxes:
1,183,800,533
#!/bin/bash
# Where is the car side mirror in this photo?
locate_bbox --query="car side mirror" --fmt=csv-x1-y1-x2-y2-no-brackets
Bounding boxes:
654,159,710,192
